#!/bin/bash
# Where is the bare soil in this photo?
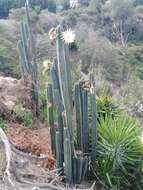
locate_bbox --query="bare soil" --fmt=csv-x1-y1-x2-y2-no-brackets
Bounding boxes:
0,75,95,190
7,123,55,169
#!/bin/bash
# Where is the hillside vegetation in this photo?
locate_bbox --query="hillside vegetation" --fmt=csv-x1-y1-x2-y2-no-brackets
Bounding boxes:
0,0,143,118
1,0,143,190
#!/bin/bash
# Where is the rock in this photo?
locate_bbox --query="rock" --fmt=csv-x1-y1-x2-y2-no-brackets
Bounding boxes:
0,75,31,118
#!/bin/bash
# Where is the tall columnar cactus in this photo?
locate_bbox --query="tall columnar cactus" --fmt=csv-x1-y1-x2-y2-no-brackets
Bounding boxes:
74,84,82,150
56,131,63,170
47,25,97,185
17,2,39,116
56,27,73,139
64,136,73,184
50,59,64,114
47,84,55,155
90,73,97,170
82,89,89,153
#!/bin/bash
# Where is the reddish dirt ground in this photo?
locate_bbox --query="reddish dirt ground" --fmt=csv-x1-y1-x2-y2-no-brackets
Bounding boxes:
6,122,55,169
0,75,55,170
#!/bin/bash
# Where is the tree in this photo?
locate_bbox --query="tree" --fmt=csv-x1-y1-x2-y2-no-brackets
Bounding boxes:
89,0,106,12
110,0,136,47
107,0,137,82
134,0,143,5
89,0,107,24
0,0,57,17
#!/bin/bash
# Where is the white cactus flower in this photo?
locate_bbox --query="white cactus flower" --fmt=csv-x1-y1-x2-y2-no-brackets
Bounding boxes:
61,28,76,44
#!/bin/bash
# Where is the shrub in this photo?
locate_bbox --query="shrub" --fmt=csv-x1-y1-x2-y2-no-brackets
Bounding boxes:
126,44,143,79
13,105,36,129
93,66,112,97
0,117,6,130
0,19,20,77
116,76,143,121
95,116,143,190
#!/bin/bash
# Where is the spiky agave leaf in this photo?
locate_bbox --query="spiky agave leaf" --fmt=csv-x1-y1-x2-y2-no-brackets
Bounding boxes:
140,131,143,144
96,116,143,189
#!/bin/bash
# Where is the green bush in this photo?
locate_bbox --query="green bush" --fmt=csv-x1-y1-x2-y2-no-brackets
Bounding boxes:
117,76,143,121
39,106,48,122
0,19,20,77
0,117,6,130
95,116,143,190
13,105,36,129
126,44,143,80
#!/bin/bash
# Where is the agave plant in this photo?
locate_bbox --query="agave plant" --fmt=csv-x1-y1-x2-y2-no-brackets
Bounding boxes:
95,116,143,190
96,97,122,119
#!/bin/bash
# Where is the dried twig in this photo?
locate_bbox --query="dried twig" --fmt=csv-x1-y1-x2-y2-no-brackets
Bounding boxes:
0,128,17,190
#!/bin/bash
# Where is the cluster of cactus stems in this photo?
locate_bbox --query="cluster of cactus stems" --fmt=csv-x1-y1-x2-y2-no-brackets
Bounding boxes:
17,2,39,116
47,25,97,186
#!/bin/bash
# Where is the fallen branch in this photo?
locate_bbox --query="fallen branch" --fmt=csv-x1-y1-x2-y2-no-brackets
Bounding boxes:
0,128,17,190
16,175,95,190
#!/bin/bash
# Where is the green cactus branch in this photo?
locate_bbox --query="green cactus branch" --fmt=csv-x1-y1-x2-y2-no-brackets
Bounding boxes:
47,25,97,185
17,2,39,116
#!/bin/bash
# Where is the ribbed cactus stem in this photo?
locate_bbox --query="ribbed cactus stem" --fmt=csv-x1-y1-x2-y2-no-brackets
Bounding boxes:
57,113,64,165
82,90,89,153
20,23,31,73
78,85,84,150
48,24,95,185
56,131,63,170
64,127,70,140
72,155,89,184
64,138,73,185
74,84,82,150
18,2,39,117
63,44,72,110
51,60,64,114
17,40,26,80
90,74,97,170
56,27,73,140
31,64,39,116
24,23,30,40
25,2,36,63
47,84,55,155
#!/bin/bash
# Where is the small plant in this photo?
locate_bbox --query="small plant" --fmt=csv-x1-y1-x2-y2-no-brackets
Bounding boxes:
95,116,143,190
39,106,47,122
96,97,122,118
14,105,36,129
0,117,6,130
